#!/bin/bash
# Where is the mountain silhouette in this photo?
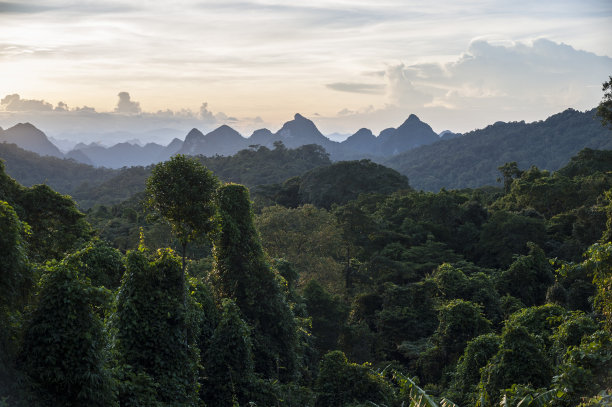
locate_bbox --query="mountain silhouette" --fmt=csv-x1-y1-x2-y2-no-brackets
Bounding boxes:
0,123,63,158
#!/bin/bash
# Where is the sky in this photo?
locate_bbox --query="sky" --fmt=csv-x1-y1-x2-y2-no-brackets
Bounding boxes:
1,0,611,145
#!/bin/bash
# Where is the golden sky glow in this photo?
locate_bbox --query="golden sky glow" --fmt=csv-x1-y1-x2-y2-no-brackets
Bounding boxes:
1,0,611,142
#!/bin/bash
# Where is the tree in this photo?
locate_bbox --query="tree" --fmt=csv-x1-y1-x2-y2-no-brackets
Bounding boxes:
63,238,125,290
314,350,392,407
111,249,198,406
211,183,299,381
479,325,552,405
497,162,522,194
496,243,554,306
145,154,219,273
596,75,612,126
255,204,345,292
0,201,31,401
18,184,92,262
201,299,254,406
20,263,115,406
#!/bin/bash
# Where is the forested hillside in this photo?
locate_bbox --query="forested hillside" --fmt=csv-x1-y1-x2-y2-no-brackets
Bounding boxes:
385,108,612,191
1,139,611,405
0,141,332,209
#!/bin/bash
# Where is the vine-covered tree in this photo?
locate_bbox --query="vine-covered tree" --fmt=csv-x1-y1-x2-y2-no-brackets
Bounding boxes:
211,183,299,381
20,264,115,406
201,298,254,406
111,248,199,406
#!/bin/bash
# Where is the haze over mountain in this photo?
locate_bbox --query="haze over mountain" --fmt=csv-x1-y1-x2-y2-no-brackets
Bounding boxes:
0,123,63,158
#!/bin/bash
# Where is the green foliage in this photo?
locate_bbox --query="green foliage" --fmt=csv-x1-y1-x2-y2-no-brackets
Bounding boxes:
479,325,553,405
201,298,254,406
212,183,300,381
203,142,331,189
384,108,612,191
558,242,612,331
505,304,566,349
377,281,439,356
0,201,31,402
433,263,502,324
298,159,410,209
557,148,612,179
497,162,522,194
0,142,117,204
498,385,556,407
433,299,492,363
1,162,91,262
0,200,30,309
303,280,348,356
549,311,598,362
553,330,612,407
20,184,92,261
258,159,410,209
496,243,554,306
392,371,459,407
477,211,547,268
145,154,219,269
493,165,611,220
256,204,345,292
314,350,393,407
111,249,198,406
596,75,612,126
20,263,115,406
63,238,125,289
447,333,501,405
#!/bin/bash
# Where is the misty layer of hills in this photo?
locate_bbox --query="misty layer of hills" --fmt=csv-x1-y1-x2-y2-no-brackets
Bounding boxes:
1,113,453,168
1,108,610,198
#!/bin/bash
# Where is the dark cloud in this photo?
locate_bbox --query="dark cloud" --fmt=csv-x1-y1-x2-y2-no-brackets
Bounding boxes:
0,1,138,14
1,94,53,111
114,92,141,115
326,82,385,95
0,2,55,13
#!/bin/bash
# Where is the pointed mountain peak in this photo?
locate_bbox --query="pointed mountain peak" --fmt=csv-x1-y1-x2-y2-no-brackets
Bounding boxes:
353,128,374,137
186,128,204,138
251,128,273,137
207,124,242,138
294,113,306,120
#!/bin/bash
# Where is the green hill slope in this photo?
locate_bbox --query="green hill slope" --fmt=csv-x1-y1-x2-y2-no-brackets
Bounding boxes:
384,108,612,191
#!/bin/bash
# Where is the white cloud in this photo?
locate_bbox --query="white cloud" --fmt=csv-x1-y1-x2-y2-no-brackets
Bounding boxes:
114,91,141,115
1,93,53,111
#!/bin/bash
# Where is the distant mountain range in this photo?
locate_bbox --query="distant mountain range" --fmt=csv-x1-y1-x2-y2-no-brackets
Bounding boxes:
0,113,446,168
1,108,610,193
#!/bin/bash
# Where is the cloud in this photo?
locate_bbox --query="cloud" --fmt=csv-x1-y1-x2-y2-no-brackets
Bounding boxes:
1,94,53,111
199,102,216,123
385,65,434,107
54,101,68,111
0,1,55,14
326,82,386,95
114,92,141,115
384,38,612,112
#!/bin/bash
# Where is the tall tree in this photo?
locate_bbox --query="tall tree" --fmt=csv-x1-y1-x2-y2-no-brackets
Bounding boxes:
145,154,219,273
497,162,522,194
211,184,299,381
